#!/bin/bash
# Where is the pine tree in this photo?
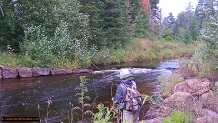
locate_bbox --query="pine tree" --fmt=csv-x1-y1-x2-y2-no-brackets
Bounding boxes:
133,9,148,38
173,2,196,42
78,0,106,49
101,0,130,47
195,0,205,28
189,16,199,41
163,13,175,28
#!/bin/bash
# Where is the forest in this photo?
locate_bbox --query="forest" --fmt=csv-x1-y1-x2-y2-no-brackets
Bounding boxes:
0,0,217,76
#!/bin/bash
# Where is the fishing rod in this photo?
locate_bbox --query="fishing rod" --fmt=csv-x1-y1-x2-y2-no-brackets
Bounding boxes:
90,61,114,98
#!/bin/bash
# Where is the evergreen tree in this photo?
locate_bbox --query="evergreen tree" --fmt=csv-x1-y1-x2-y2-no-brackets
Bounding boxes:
163,12,175,28
189,15,199,41
195,0,205,28
128,0,140,25
78,0,106,49
133,9,148,38
101,0,130,47
173,2,196,43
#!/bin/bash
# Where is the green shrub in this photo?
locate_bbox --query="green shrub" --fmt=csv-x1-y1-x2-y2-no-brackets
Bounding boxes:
179,48,211,78
162,110,193,123
92,104,116,123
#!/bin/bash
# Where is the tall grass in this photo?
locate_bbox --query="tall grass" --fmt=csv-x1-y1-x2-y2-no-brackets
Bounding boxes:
0,52,20,67
94,39,196,65
159,73,184,98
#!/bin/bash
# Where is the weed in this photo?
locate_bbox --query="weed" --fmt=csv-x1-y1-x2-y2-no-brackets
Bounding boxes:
37,98,62,123
159,73,183,98
73,76,93,122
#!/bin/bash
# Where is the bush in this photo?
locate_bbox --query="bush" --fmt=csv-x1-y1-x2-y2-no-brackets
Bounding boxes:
92,104,116,123
20,21,97,68
179,44,212,78
162,110,193,123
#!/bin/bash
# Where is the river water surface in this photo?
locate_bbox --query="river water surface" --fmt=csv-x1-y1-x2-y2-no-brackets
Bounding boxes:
0,59,179,122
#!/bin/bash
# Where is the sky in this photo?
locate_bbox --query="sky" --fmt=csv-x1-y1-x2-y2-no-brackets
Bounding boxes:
158,0,198,18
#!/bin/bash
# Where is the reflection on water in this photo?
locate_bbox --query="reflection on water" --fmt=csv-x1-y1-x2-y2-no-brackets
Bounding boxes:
0,59,179,122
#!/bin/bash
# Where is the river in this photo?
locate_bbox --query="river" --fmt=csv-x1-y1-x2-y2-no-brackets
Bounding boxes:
0,59,179,123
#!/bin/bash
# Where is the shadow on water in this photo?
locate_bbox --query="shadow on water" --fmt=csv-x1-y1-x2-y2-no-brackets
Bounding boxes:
0,59,179,122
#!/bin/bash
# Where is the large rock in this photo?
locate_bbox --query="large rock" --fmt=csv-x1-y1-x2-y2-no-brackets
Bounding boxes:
201,108,218,117
51,68,72,75
0,68,2,79
195,116,218,123
17,67,32,78
72,68,91,74
173,78,211,96
2,66,18,79
201,93,210,103
143,117,162,123
201,92,218,113
215,82,218,93
145,92,195,120
32,67,51,76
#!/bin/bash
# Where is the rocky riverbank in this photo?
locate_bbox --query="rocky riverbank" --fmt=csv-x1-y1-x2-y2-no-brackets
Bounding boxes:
0,66,91,79
143,77,218,123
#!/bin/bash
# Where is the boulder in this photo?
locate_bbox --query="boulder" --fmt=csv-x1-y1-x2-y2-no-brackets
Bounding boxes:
195,116,218,123
145,92,195,119
143,117,162,123
0,68,2,79
51,68,72,75
17,67,32,78
201,108,218,117
201,92,218,113
2,66,18,79
173,78,211,96
201,93,210,103
215,82,218,93
32,67,51,76
72,68,91,74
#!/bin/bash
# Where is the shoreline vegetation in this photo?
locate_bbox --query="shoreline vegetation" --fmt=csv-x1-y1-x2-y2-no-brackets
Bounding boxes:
0,39,196,79
1,39,196,68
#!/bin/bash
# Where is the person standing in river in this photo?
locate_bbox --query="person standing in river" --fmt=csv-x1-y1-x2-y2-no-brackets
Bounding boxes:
112,68,142,123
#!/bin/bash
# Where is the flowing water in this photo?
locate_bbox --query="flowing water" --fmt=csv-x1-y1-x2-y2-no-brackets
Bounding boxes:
0,59,179,123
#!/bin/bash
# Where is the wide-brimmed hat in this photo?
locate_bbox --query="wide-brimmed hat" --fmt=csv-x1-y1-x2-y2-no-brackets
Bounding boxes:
119,68,131,79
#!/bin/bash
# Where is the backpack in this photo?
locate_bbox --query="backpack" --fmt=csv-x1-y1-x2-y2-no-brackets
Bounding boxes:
121,82,142,111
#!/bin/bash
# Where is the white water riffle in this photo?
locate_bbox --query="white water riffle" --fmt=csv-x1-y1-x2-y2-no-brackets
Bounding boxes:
92,68,172,77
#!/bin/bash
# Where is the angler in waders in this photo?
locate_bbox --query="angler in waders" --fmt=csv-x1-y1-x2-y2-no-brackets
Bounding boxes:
112,68,147,123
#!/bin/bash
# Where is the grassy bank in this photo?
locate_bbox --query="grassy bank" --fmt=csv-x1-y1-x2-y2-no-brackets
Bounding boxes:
0,39,196,68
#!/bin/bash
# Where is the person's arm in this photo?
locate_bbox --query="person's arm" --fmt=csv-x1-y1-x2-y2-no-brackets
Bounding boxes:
112,84,124,103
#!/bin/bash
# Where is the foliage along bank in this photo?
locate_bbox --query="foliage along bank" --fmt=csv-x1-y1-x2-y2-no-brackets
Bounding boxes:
0,39,196,69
